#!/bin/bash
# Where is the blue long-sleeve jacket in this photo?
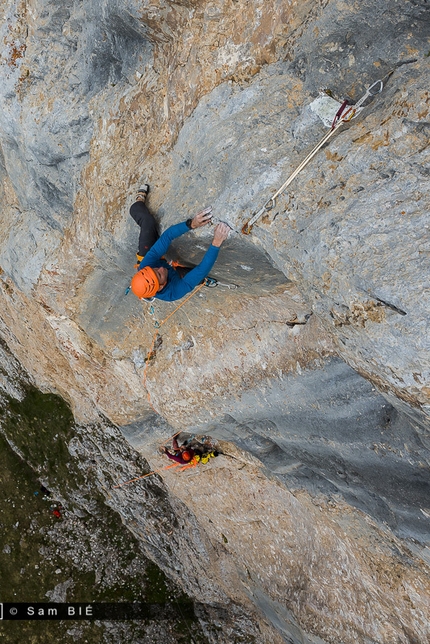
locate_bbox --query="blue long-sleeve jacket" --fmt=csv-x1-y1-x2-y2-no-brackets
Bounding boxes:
138,221,220,302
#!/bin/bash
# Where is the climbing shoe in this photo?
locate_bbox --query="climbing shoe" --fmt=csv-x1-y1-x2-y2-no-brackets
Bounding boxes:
136,184,149,202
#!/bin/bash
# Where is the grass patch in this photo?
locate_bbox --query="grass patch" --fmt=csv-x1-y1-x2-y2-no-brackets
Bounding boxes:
0,385,207,643
4,388,83,490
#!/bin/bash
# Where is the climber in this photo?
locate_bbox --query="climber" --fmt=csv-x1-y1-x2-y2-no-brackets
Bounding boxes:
161,434,219,465
161,435,196,465
129,185,231,302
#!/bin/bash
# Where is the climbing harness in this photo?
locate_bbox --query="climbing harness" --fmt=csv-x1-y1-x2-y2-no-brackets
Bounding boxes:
241,79,385,235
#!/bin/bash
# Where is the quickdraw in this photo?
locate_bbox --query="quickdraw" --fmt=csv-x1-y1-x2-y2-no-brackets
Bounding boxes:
241,79,385,235
205,276,238,290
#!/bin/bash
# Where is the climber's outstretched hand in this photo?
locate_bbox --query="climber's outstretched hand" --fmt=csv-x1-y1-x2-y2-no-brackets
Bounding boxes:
212,222,231,247
191,207,213,229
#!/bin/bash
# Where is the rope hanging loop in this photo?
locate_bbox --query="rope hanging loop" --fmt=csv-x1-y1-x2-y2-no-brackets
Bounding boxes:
242,78,385,235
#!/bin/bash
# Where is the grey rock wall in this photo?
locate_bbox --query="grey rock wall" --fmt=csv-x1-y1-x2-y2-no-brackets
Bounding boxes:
1,0,430,642
0,0,151,290
159,58,430,425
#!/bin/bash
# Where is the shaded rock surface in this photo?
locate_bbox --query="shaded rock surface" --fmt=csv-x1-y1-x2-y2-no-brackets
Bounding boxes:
124,404,430,644
160,60,430,422
0,339,274,643
1,0,430,642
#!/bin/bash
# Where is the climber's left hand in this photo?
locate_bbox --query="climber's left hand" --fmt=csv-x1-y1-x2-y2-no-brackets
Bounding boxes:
191,207,213,229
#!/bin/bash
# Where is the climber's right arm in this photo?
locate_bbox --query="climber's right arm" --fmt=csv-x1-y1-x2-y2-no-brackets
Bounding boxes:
138,222,189,270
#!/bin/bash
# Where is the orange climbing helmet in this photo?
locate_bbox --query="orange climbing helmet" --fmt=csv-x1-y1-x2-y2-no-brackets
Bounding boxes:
131,267,159,299
181,450,193,462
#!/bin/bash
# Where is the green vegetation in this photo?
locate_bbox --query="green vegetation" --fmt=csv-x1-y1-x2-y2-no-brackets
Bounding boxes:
0,385,207,643
4,388,83,489
0,431,62,602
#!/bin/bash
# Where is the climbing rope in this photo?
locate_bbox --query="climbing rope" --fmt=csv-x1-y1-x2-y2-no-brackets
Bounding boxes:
162,430,181,446
241,79,385,234
142,281,207,413
113,461,185,488
113,446,217,488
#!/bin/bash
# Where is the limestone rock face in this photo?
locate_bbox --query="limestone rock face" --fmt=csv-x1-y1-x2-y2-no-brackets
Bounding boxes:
1,0,430,642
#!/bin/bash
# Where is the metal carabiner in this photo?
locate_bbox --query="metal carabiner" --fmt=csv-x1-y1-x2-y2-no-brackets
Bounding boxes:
204,277,218,288
367,79,384,96
264,197,276,212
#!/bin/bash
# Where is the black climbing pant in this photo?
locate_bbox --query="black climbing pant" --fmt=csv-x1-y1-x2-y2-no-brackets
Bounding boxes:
130,200,159,257
130,200,195,276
